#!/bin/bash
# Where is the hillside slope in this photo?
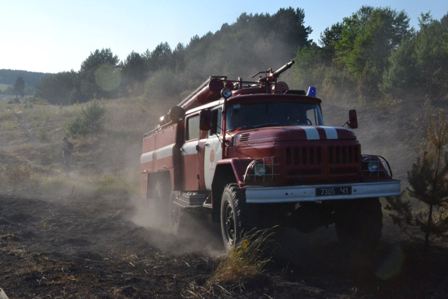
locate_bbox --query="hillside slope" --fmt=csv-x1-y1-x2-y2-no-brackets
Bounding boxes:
0,95,447,298
0,69,48,90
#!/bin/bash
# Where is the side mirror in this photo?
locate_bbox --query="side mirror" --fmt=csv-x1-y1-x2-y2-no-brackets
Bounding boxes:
199,109,211,131
348,109,358,129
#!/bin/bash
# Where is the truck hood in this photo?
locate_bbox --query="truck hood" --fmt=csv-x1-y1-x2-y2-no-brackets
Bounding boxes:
233,126,356,144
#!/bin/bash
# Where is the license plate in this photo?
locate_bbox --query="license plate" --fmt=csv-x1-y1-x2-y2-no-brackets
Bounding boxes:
316,186,352,196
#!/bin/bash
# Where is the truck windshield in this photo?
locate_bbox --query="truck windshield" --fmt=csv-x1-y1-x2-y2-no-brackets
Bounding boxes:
226,101,323,131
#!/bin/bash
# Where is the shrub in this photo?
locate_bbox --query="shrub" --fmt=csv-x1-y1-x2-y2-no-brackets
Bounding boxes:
66,101,105,137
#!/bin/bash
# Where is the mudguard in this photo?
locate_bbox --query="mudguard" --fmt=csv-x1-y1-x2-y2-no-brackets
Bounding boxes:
213,158,253,187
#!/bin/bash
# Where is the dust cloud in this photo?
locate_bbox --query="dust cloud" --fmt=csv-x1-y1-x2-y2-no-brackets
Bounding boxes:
323,95,429,183
129,194,223,257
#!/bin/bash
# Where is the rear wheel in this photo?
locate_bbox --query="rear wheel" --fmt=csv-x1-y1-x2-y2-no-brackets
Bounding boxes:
335,198,382,250
148,174,171,226
220,184,246,250
170,192,188,235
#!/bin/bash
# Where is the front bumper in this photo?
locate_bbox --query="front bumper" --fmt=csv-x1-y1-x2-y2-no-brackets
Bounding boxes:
245,180,400,204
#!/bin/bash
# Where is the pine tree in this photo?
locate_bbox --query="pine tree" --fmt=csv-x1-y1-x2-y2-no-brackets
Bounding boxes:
14,76,25,97
387,111,448,249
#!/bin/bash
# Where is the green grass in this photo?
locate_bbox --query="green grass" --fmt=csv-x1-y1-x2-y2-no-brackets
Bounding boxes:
0,83,10,92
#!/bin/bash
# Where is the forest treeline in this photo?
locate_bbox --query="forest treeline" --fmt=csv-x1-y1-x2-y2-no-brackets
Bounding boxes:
35,6,448,106
295,7,448,104
0,69,46,94
37,8,309,105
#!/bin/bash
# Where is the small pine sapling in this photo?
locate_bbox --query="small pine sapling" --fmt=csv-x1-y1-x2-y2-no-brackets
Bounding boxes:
386,111,448,249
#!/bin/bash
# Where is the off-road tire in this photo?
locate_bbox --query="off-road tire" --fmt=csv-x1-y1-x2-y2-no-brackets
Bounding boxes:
220,184,247,250
170,193,188,235
149,176,171,226
169,192,209,237
335,198,382,250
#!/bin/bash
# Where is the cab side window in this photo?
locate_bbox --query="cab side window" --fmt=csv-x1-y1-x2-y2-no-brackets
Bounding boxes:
209,108,222,136
186,114,199,140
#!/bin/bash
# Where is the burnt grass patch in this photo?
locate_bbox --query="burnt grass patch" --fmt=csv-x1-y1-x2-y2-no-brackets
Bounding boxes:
1,195,448,298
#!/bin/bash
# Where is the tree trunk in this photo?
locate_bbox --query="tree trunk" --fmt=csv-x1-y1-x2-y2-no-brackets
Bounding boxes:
425,203,433,250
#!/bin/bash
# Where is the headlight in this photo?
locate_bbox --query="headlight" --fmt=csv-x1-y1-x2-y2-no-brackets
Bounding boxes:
243,159,277,184
367,161,379,173
253,162,266,176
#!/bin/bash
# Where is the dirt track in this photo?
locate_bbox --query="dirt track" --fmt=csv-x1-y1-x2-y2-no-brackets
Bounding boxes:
1,195,448,298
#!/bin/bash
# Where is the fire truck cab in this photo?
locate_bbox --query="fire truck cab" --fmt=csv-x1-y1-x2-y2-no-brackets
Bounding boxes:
140,61,400,249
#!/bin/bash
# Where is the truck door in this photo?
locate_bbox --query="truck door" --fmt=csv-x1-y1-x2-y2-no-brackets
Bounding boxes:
204,107,222,190
182,113,200,191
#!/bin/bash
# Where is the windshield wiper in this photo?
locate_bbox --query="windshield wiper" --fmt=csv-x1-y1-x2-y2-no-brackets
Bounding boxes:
250,122,282,129
232,122,281,131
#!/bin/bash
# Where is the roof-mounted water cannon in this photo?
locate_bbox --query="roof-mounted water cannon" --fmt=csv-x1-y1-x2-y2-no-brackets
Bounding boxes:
271,59,295,80
252,60,295,84
251,60,295,94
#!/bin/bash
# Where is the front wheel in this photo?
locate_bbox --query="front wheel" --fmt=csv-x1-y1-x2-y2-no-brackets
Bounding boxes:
220,184,246,250
334,198,383,250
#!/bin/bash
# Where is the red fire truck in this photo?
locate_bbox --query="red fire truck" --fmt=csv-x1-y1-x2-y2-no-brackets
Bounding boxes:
140,60,400,249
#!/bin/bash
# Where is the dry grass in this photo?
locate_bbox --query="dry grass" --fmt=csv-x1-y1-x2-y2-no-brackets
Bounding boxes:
183,228,275,298
209,228,274,285
94,174,136,199
0,96,158,202
0,161,134,203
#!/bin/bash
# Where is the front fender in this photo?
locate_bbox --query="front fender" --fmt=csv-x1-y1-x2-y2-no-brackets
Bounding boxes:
213,158,253,187
210,158,253,222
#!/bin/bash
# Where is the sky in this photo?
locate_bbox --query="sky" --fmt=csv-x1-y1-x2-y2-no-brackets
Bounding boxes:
1,0,447,73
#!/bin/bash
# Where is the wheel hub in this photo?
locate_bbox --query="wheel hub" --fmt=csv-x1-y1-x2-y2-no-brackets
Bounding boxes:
224,202,235,244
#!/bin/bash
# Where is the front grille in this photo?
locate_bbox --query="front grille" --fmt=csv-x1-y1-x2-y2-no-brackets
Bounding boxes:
286,147,322,165
286,145,360,166
328,145,359,164
284,144,360,181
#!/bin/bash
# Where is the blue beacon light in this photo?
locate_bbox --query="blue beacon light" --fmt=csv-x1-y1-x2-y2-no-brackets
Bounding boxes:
306,86,317,97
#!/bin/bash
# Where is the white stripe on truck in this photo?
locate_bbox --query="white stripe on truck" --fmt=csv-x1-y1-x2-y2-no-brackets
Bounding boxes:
301,127,320,140
156,143,175,159
140,151,154,164
140,143,174,163
319,126,338,139
181,141,197,156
